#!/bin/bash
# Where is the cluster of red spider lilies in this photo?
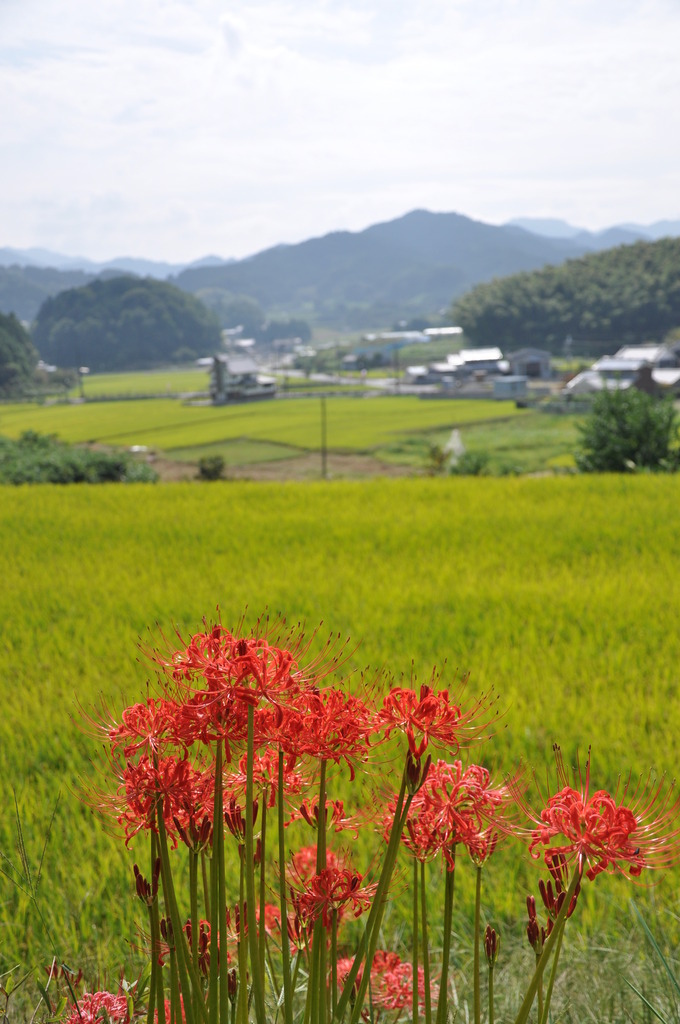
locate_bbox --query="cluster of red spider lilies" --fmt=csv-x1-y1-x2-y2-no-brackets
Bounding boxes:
62,614,680,1024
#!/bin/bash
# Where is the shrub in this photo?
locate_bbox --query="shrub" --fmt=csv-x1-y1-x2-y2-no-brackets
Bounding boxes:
197,454,226,480
0,432,157,484
576,388,679,473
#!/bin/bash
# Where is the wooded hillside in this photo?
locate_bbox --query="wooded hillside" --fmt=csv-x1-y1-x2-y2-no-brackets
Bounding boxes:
451,237,680,353
32,276,222,371
0,312,37,396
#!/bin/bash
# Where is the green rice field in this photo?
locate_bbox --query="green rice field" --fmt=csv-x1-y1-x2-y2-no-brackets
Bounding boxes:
0,395,528,456
2,475,680,1016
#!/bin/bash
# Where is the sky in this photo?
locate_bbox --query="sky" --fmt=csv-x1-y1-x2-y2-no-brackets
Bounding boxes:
2,0,680,263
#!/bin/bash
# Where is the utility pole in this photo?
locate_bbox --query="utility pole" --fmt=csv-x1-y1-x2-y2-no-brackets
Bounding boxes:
321,395,327,479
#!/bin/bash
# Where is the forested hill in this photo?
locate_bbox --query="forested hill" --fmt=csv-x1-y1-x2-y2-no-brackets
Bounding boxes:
452,237,680,353
172,209,592,328
32,277,222,372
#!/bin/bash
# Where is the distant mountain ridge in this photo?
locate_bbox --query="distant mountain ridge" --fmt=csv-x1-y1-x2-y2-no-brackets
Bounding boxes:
2,209,680,328
170,209,596,328
506,216,680,247
0,246,235,278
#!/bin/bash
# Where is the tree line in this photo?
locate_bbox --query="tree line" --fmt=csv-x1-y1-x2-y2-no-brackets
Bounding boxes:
32,276,223,372
451,237,680,353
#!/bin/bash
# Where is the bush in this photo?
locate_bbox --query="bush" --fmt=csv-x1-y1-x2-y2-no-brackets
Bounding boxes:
197,454,226,480
0,432,157,484
450,450,490,476
576,388,679,473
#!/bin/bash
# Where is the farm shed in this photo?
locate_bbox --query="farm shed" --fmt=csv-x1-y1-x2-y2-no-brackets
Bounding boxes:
493,376,528,400
507,348,552,379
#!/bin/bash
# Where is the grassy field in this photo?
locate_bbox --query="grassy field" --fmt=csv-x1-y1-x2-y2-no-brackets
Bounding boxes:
2,475,680,1018
0,395,529,457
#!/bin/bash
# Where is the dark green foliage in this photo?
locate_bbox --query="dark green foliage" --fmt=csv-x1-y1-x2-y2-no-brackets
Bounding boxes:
197,454,225,480
452,238,680,353
32,277,222,372
576,389,679,472
0,312,37,396
0,432,158,484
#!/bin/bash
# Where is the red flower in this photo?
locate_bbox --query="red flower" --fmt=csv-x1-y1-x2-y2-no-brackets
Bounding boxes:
225,748,308,809
379,678,499,759
289,844,340,883
514,746,680,881
290,865,377,930
64,991,129,1024
113,753,210,847
273,686,378,776
336,951,436,1014
289,798,362,838
390,759,511,869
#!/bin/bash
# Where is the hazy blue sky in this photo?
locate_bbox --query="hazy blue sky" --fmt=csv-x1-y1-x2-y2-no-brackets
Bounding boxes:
2,0,679,261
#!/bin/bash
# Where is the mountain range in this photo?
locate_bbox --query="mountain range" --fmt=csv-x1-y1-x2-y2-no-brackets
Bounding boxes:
2,210,679,328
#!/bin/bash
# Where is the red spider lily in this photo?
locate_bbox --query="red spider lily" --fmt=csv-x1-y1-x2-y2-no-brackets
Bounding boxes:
388,759,511,869
512,745,680,882
223,795,258,845
484,925,500,965
183,919,212,976
106,697,182,759
337,951,435,1014
379,676,499,759
289,798,362,838
290,865,377,930
133,859,160,906
289,844,340,883
526,894,551,954
64,991,129,1024
256,902,282,935
225,747,308,809
111,753,209,847
273,686,378,777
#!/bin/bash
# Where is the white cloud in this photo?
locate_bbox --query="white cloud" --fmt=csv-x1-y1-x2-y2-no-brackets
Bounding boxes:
1,0,679,259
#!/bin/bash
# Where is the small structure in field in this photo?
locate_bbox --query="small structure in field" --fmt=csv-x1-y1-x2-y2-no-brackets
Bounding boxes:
210,355,276,404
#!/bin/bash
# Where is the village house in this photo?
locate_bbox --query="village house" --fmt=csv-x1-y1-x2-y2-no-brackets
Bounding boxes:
210,355,276,404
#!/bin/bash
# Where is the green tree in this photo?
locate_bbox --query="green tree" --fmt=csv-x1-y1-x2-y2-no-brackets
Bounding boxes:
576,387,679,472
0,312,37,396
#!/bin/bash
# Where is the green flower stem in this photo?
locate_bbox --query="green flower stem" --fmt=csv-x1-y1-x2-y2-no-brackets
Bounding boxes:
434,848,456,1024
535,953,543,1023
278,750,294,1024
335,769,410,1023
512,869,580,1024
331,910,339,1019
412,859,419,1024
201,851,210,924
150,831,164,1024
348,788,415,1024
208,742,222,1024
237,853,248,1024
245,703,266,1024
156,799,205,1024
473,866,482,1024
314,760,328,1024
539,913,567,1024
169,946,181,1024
259,804,268,988
420,861,432,1024
190,849,201,1024
488,965,494,1024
